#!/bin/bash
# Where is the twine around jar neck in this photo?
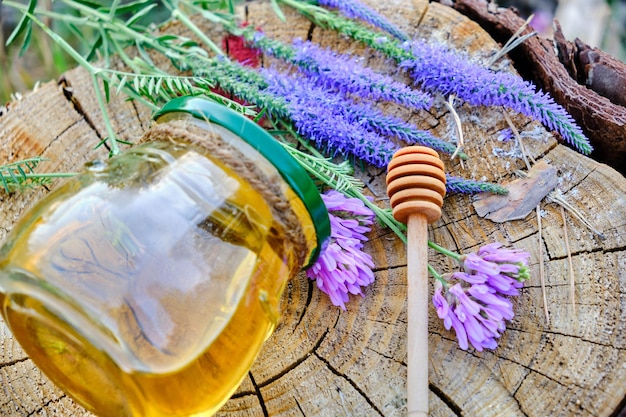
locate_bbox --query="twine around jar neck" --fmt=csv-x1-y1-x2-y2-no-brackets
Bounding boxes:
139,120,310,276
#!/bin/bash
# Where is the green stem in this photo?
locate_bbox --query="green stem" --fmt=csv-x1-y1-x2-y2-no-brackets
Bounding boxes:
277,0,412,61
428,264,448,285
91,72,120,156
3,1,102,30
171,8,224,56
428,240,462,261
13,5,95,71
59,0,185,61
9,3,121,155
1,172,78,179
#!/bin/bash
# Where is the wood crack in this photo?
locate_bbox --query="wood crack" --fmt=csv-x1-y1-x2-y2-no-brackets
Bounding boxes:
129,100,147,132
469,346,579,391
313,351,385,416
58,77,107,149
232,327,331,399
248,372,269,417
364,346,403,366
294,397,306,416
39,119,83,156
306,22,316,42
548,245,626,263
26,394,67,417
429,383,464,416
0,356,29,369
372,264,406,273
507,326,626,351
293,280,314,331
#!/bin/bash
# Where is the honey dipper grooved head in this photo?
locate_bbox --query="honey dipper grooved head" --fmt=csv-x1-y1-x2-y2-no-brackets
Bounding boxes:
386,146,446,224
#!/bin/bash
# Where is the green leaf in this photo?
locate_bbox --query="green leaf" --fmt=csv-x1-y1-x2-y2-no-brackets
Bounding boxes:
15,164,27,179
99,27,111,66
67,22,90,43
0,174,11,193
154,77,164,97
108,0,122,19
6,0,37,47
179,39,201,48
195,8,225,23
103,79,111,102
253,107,267,123
86,35,104,62
125,3,159,27
147,77,156,96
115,75,128,95
155,34,179,42
18,22,34,57
94,137,108,149
72,0,108,10
269,0,286,21
135,41,155,67
133,75,141,94
7,167,20,185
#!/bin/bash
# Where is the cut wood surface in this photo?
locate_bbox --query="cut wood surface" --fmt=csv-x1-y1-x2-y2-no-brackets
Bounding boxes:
1,1,625,416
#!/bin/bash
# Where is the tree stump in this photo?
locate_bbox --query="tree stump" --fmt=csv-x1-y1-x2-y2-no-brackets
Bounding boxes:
1,1,625,416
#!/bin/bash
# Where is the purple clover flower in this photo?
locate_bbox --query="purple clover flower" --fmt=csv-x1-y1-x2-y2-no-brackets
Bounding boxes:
433,242,530,351
306,190,376,309
401,40,593,154
316,0,408,41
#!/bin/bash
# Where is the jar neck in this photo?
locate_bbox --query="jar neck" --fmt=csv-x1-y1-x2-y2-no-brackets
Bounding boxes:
139,119,316,273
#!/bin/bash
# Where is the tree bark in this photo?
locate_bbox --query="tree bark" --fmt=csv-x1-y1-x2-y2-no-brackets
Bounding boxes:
440,0,626,175
1,1,625,416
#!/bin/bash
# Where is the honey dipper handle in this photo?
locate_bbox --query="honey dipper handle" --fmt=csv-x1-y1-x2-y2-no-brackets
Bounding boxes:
407,213,429,417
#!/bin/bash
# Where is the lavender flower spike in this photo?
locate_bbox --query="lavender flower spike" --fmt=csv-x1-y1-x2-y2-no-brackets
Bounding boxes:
402,41,593,154
197,56,458,159
285,0,591,153
262,68,400,167
446,175,508,195
433,242,530,350
306,190,376,309
316,0,408,41
280,37,432,110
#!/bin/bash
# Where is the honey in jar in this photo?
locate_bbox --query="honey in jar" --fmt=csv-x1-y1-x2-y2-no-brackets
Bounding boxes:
0,97,330,416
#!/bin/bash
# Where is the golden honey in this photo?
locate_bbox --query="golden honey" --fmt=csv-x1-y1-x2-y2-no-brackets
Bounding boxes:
0,97,329,416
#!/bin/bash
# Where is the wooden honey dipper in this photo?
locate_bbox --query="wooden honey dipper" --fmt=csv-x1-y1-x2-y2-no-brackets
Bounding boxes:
386,146,446,417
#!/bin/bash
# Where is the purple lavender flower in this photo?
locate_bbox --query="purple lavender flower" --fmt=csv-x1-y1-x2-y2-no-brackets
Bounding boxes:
401,40,593,154
342,99,459,156
197,59,456,161
257,36,433,110
262,68,399,166
196,60,505,196
306,190,376,309
262,68,459,158
316,0,408,41
433,242,530,351
282,1,591,155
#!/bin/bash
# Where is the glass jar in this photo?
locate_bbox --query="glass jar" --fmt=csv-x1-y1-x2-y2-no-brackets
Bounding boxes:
0,97,330,416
